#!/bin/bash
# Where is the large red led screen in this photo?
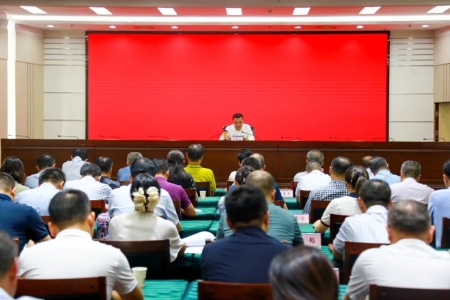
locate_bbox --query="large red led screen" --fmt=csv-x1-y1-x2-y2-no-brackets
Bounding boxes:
87,33,388,140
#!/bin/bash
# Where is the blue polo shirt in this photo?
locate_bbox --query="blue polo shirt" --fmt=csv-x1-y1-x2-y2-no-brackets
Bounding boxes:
0,193,49,252
117,166,130,181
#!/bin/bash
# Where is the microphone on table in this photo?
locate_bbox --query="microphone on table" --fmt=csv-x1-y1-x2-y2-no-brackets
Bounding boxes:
148,134,170,140
8,134,30,139
372,137,395,142
100,135,122,140
423,137,446,142
57,135,79,139
329,136,351,140
280,136,302,141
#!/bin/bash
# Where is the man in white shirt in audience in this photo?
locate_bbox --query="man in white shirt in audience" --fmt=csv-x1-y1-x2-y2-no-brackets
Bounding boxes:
16,168,65,216
332,179,391,261
25,154,55,189
219,113,255,141
390,160,434,204
293,149,324,182
18,190,143,300
63,163,112,203
345,200,450,300
228,149,253,181
362,156,374,179
370,156,400,185
295,161,331,196
62,148,88,181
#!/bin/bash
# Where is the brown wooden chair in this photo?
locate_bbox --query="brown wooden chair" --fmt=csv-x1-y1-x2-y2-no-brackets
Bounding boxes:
196,182,211,196
185,188,198,207
226,181,234,190
441,217,450,248
370,285,450,300
97,240,170,279
309,200,331,223
91,200,106,218
172,199,182,220
329,214,350,244
291,181,298,195
343,242,387,284
198,281,272,300
119,181,130,186
274,200,285,208
298,190,311,210
16,277,107,300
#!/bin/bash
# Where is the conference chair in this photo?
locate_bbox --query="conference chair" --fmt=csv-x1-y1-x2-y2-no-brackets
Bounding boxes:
16,277,107,300
370,285,450,300
309,200,331,223
298,190,311,210
196,182,211,197
291,181,297,195
441,217,450,248
97,240,170,279
274,200,285,208
91,200,106,218
329,214,350,244
343,242,387,284
41,215,51,236
172,199,182,220
119,181,130,186
185,188,198,207
198,281,272,300
226,181,234,190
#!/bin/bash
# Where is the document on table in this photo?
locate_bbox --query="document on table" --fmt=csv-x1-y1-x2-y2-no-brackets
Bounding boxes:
183,231,216,254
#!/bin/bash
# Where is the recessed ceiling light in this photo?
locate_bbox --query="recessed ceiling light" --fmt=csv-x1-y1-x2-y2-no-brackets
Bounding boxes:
158,8,177,15
226,8,242,16
47,24,54,28
293,8,310,15
171,26,178,29
357,25,364,29
20,6,46,14
422,24,430,28
295,26,302,29
89,7,112,15
428,5,450,13
359,7,381,15
232,26,239,29
109,25,116,29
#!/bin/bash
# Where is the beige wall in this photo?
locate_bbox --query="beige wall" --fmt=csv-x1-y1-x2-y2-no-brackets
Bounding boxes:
0,21,7,144
439,103,450,141
434,26,450,140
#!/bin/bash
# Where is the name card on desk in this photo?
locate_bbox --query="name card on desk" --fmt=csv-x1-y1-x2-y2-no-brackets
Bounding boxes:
295,214,309,224
231,136,244,141
280,189,293,198
302,233,321,248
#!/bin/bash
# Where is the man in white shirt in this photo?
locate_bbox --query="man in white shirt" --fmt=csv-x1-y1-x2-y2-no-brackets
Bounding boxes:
332,179,391,261
219,113,255,141
293,149,324,182
345,200,450,300
16,168,65,216
390,160,434,204
362,156,375,179
18,190,143,300
228,149,253,181
64,163,112,203
62,148,88,181
25,154,55,189
370,156,401,185
296,161,331,196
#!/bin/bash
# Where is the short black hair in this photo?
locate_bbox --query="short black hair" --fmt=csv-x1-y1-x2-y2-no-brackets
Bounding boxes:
95,156,113,173
187,144,204,161
153,158,169,175
241,157,262,170
72,148,88,160
225,185,268,226
369,156,388,173
401,160,421,179
79,162,101,177
38,168,66,186
37,154,55,170
306,150,324,164
233,113,243,119
0,173,15,192
331,157,353,176
388,200,430,235
130,158,156,178
444,160,450,178
237,149,253,164
0,230,17,278
362,156,373,169
49,190,91,228
0,156,26,183
234,166,255,185
359,179,391,207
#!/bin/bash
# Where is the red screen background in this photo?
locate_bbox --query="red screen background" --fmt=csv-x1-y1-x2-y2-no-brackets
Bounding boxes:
87,33,388,140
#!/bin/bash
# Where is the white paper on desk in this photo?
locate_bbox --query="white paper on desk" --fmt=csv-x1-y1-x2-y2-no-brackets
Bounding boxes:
182,231,216,247
184,247,205,255
195,209,202,212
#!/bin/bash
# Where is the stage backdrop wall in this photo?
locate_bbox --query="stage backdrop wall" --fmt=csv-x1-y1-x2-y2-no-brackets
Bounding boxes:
87,32,388,141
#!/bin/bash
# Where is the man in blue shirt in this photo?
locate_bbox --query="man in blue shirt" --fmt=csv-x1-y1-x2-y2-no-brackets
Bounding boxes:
201,185,289,283
370,156,401,185
116,152,143,182
24,154,55,189
428,160,450,248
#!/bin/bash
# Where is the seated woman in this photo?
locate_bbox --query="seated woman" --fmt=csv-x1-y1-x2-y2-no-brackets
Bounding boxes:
167,150,196,189
0,156,29,194
314,166,368,233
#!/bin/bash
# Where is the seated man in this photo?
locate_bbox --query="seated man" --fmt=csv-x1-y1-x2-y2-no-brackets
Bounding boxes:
362,156,374,179
201,185,289,283
63,163,112,203
96,156,120,189
219,113,255,141
153,158,196,217
250,153,284,201
369,156,400,185
303,157,353,215
62,148,88,181
228,148,253,181
18,190,143,300
390,160,434,204
25,154,55,189
0,173,50,252
296,161,331,196
185,144,216,194
345,200,450,300
16,168,65,216
117,152,143,182
293,149,324,182
332,179,391,261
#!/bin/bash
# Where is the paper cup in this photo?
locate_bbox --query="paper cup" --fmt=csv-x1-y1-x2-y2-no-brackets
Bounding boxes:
334,268,340,284
200,191,206,199
132,267,147,288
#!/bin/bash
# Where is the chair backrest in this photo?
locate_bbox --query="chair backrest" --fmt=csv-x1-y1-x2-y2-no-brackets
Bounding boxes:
226,181,234,190
97,240,170,279
119,181,130,186
198,281,272,300
16,277,107,300
370,285,450,300
172,200,182,220
185,188,198,207
274,200,285,208
196,182,211,196
441,217,450,248
329,214,350,243
343,242,387,284
309,200,330,223
291,181,298,195
91,200,106,218
298,190,310,210
41,215,51,235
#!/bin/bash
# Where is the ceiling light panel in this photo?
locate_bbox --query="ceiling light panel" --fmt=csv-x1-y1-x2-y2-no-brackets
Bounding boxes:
20,6,46,14
89,7,112,15
158,8,177,15
226,8,242,16
359,7,380,15
293,8,310,15
427,6,450,13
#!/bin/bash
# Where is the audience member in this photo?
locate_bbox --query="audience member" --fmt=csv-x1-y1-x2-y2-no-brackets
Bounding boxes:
217,165,255,213
117,152,143,182
314,166,368,233
185,144,216,194
269,246,338,300
62,148,88,181
250,153,284,201
228,148,253,181
25,154,55,189
332,179,391,261
240,157,261,170
63,163,112,203
362,156,374,179
296,161,331,195
16,168,65,216
0,173,50,252
369,156,400,185
153,158,196,217
201,186,289,283
428,159,450,248
18,190,143,300
293,150,325,182
95,156,120,189
390,160,433,204
167,150,196,189
303,157,353,215
0,157,29,194
345,200,450,300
